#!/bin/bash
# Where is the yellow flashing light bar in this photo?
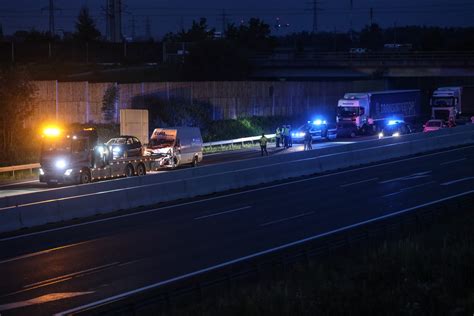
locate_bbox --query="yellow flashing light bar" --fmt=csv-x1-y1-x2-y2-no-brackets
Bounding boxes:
43,126,61,137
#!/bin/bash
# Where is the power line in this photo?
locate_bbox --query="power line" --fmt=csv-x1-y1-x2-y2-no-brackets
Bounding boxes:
310,0,321,33
221,9,228,33
41,0,60,36
349,0,353,40
1,6,473,20
145,16,151,39
105,0,122,42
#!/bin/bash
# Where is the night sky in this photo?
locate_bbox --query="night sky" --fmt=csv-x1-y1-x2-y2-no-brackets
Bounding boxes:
0,0,472,38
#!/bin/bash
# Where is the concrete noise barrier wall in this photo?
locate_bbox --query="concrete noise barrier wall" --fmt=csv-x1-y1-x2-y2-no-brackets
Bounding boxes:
0,125,473,233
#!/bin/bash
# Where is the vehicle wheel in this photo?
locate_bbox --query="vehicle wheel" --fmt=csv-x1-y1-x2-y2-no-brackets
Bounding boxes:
125,164,134,177
192,156,198,167
80,169,91,184
170,157,177,169
137,163,146,176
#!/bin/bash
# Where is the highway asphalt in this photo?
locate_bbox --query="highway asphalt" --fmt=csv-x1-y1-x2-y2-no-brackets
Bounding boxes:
0,145,472,315
0,139,359,199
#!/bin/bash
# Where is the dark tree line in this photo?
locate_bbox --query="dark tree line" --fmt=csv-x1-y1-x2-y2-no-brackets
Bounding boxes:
278,24,474,52
163,18,276,80
0,67,37,164
10,5,101,43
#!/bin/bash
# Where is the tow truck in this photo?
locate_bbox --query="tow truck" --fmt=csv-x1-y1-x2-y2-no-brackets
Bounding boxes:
39,126,158,186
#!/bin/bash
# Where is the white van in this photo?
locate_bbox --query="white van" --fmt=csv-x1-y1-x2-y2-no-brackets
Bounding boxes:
145,127,203,168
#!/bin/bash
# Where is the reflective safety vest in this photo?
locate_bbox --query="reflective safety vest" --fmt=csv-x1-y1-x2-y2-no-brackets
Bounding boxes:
260,136,268,146
276,128,281,137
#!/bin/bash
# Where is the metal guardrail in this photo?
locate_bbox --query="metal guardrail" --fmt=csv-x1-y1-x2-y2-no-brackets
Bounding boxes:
202,134,276,149
67,191,474,315
0,135,276,176
0,163,40,177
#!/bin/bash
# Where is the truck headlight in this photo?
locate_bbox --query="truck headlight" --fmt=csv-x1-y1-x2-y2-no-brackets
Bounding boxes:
55,159,67,169
378,132,384,139
96,146,105,154
393,132,400,137
39,168,45,175
64,169,73,176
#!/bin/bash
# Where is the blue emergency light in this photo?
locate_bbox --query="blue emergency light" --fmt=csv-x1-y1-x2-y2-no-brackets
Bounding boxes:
312,119,327,125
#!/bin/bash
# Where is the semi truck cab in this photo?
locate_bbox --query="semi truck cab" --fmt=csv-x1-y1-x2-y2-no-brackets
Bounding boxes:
430,87,461,121
336,95,371,136
39,127,100,185
336,98,367,128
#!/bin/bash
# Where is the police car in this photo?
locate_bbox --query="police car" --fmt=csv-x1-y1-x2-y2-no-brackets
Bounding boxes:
378,119,413,139
292,120,337,143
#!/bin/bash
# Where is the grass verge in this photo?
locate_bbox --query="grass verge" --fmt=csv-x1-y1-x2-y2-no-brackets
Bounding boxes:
171,207,474,315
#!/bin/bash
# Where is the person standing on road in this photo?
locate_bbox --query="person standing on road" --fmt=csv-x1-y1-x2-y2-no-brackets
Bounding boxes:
275,126,282,147
448,117,456,128
259,133,268,156
304,129,312,150
288,125,293,147
283,125,289,148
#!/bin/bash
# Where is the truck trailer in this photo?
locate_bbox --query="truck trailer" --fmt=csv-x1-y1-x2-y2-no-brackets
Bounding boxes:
336,90,421,136
430,86,474,121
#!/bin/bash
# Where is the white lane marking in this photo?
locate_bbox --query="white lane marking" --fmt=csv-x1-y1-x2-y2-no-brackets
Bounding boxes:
379,171,432,184
0,241,92,265
382,181,436,198
0,292,95,312
56,190,474,316
400,181,436,191
440,158,467,165
382,192,402,198
1,262,120,299
194,206,252,220
24,262,120,289
3,146,473,243
441,177,474,186
340,178,378,188
0,180,39,188
260,212,315,227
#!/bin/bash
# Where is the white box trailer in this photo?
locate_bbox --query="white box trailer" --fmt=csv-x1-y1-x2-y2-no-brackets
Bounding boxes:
145,127,203,168
430,86,474,121
120,109,149,145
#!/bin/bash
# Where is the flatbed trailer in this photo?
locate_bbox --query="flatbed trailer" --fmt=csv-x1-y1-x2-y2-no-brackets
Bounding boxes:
40,156,164,186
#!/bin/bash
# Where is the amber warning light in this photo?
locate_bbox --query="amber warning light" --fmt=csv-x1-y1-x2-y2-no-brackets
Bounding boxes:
43,126,61,137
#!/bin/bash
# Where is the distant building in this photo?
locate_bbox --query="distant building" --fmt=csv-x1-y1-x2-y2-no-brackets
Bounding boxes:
383,43,413,52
